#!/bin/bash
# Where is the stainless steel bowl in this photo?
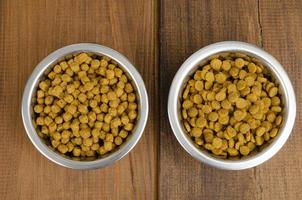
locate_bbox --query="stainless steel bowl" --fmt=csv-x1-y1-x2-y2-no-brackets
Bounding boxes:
22,43,149,169
168,41,296,170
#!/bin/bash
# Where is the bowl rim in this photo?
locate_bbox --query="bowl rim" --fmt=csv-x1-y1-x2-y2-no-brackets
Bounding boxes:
168,41,296,170
22,43,149,169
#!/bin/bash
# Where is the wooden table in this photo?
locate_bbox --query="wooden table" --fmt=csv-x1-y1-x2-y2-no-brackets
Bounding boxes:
0,0,301,199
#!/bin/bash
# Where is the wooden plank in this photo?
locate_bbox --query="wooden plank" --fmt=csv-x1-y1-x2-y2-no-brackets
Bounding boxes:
159,0,302,199
1,0,302,199
0,0,158,199
253,0,302,199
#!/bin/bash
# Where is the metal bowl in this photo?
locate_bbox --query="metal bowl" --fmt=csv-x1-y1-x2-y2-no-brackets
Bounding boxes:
22,43,149,169
168,41,296,170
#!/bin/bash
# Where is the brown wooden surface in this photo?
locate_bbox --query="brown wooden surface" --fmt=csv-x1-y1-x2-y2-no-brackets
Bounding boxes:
159,0,302,199
0,0,302,199
0,0,157,199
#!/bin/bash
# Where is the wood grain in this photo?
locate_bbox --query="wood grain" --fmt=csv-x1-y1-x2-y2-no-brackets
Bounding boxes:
1,0,302,199
159,0,302,199
0,0,158,199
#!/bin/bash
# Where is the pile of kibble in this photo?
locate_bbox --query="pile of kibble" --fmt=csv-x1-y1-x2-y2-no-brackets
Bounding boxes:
181,54,283,159
33,53,138,160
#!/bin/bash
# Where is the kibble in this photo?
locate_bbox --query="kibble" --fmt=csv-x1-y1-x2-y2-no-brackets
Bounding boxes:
181,54,284,159
33,53,138,160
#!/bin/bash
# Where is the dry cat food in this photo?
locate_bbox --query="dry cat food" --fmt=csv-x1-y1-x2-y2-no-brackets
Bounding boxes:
33,52,138,160
181,53,283,159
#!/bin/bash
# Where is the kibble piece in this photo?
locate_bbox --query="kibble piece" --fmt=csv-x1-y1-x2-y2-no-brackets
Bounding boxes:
111,117,121,128
205,72,215,82
124,123,134,131
211,101,221,110
191,127,202,137
212,137,222,148
195,81,204,91
193,94,203,104
239,70,247,79
45,96,54,105
261,121,271,131
215,91,226,101
239,146,250,156
104,141,113,151
204,81,213,90
125,83,134,93
219,115,229,125
206,91,215,101
182,109,188,119
246,93,258,102
34,105,44,113
183,88,189,99
227,148,239,156
83,138,93,147
249,104,259,115
234,110,246,122
64,94,74,104
271,96,281,106
118,130,128,139
235,58,245,68
44,106,51,114
37,90,45,98
222,60,231,71
195,138,203,146
235,98,247,109
208,112,218,122
188,107,198,118
227,84,236,93
270,128,278,138
114,136,123,145
204,144,213,151
255,136,264,146
245,76,255,87
79,128,91,139
57,144,68,154
271,106,282,113
78,104,88,114
215,73,227,84
221,100,231,110
256,126,266,137
266,112,276,123
268,87,278,97
76,53,89,64
239,123,250,134
70,62,80,73
66,104,77,115
183,100,193,109
107,91,117,101
194,70,203,80
275,115,282,126
196,117,207,128
62,74,72,83
39,81,49,91
62,112,73,122
236,80,246,91
229,67,239,77
73,148,81,157
210,58,222,71
228,92,239,103
204,130,214,143
128,93,136,102
84,81,94,91
226,126,236,138
109,99,119,108
247,63,256,73
54,116,63,124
